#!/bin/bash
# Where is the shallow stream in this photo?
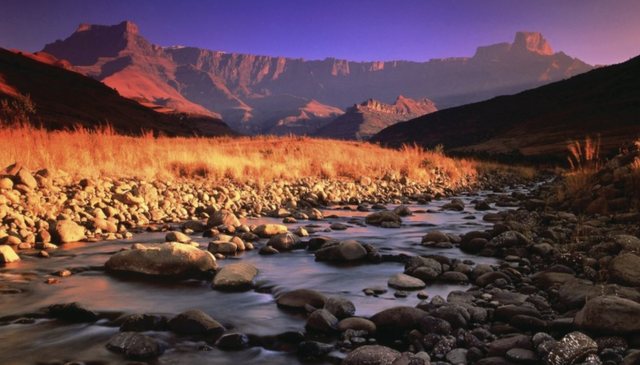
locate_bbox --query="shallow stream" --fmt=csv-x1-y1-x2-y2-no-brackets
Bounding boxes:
0,188,525,365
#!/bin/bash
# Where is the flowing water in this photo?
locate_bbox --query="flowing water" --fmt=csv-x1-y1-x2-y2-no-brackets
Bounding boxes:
0,189,523,365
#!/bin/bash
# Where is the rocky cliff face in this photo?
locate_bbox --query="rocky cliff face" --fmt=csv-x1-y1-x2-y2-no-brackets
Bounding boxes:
314,96,437,141
42,22,593,134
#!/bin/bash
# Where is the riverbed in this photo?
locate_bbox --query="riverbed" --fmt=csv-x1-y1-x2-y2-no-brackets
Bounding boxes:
0,188,519,365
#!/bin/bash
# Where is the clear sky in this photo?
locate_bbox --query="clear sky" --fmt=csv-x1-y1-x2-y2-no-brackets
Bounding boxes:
1,0,639,66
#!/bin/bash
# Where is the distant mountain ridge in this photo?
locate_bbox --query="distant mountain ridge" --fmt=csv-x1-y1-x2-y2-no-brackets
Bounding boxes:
314,96,437,140
0,48,237,137
42,21,593,134
370,54,640,161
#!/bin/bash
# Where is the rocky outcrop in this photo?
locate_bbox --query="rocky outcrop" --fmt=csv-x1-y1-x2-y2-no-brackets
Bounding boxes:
314,96,437,140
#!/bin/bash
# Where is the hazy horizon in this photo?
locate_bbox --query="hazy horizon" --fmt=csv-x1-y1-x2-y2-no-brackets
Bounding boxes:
2,0,640,66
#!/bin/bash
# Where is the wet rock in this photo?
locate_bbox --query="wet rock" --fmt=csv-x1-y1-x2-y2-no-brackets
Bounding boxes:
212,263,258,291
51,220,86,243
297,341,334,359
165,231,192,244
608,253,640,287
254,224,288,238
207,209,241,228
431,305,470,328
277,289,327,310
621,351,640,365
446,348,468,364
216,333,250,350
388,273,426,290
475,271,512,287
106,332,164,359
364,211,402,226
419,316,452,335
48,302,98,323
574,296,640,334
208,240,238,254
440,271,469,283
105,242,217,278
325,297,356,319
267,232,301,251
342,345,401,365
120,314,167,332
315,240,368,261
259,245,279,255
337,317,376,333
421,230,449,244
370,306,429,338
0,245,20,263
167,309,225,335
393,204,413,217
547,331,597,365
306,309,339,333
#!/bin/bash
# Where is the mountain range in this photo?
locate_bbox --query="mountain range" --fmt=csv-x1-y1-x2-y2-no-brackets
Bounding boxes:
41,21,593,136
370,54,640,162
0,47,237,137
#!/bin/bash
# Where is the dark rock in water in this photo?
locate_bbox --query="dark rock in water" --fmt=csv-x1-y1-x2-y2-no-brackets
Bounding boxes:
370,306,429,338
475,271,512,287
48,302,98,323
297,341,334,359
106,332,164,359
120,314,167,332
324,297,356,319
167,309,225,335
216,333,250,350
306,309,339,333
574,296,640,335
307,236,336,251
315,240,368,261
266,232,301,251
393,204,413,217
621,351,640,365
337,317,377,333
342,345,401,365
259,245,279,255
364,211,402,226
547,331,597,365
277,289,327,310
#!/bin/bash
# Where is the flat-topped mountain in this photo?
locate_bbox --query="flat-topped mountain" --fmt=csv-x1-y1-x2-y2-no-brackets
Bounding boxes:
370,54,640,162
0,47,237,137
314,96,437,140
42,21,593,134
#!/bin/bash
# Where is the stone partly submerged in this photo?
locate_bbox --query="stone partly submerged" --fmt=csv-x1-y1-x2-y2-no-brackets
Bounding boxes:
105,242,218,279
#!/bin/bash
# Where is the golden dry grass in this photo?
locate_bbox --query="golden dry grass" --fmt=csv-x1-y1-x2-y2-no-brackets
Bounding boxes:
0,124,491,187
563,136,601,195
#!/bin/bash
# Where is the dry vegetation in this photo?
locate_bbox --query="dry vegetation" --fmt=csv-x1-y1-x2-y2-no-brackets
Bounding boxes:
0,124,504,187
562,136,602,196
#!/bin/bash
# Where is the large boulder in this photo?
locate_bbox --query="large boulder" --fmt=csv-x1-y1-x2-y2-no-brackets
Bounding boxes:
51,220,86,243
574,296,640,335
105,242,217,278
315,240,367,262
342,345,401,365
267,232,301,251
0,245,20,263
608,253,640,287
212,263,258,291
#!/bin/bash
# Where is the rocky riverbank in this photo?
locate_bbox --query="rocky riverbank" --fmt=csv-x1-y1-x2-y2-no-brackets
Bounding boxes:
1,150,640,365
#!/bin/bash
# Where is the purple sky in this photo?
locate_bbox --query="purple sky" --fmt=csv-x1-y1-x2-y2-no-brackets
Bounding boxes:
1,0,639,66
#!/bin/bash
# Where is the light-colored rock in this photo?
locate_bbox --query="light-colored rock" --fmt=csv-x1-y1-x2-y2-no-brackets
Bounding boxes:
388,273,426,290
254,224,288,238
52,220,86,243
105,242,217,278
213,263,258,291
0,245,20,263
